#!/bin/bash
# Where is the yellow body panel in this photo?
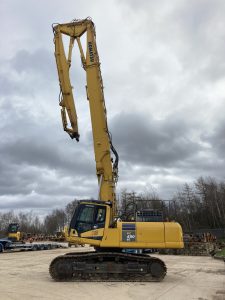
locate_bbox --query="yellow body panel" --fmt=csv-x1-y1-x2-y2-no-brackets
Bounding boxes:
101,228,120,247
8,231,21,242
68,220,183,249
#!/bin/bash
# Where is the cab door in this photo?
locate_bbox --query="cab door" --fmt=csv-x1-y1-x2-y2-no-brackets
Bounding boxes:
73,204,106,240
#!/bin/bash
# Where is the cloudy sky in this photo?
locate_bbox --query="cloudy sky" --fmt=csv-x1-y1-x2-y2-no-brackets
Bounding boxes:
0,0,225,216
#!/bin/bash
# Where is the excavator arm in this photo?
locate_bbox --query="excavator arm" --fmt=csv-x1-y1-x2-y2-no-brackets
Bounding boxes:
53,19,118,217
53,23,80,141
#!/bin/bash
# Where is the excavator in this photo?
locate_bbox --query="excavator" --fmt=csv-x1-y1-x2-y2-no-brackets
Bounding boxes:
7,223,24,242
49,18,184,281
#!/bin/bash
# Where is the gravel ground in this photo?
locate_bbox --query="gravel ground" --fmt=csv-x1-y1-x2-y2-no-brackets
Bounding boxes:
0,247,224,300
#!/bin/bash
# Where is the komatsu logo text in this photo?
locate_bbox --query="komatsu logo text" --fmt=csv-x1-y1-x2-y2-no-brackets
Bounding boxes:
88,42,94,63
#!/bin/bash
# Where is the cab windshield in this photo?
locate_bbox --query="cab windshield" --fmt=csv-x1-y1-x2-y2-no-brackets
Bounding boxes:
72,204,106,234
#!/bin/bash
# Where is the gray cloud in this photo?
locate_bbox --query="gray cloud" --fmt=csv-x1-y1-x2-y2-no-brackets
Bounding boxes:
0,137,93,176
10,49,54,78
110,112,202,167
203,120,225,160
0,0,225,214
0,49,56,98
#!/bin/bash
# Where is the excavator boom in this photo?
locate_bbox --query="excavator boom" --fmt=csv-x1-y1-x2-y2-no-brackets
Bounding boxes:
53,19,118,217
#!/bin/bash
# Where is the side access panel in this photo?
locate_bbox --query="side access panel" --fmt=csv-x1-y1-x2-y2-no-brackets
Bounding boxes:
118,222,166,248
164,222,183,248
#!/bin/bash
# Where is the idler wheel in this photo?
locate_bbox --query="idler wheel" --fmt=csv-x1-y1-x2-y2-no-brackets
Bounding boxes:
149,261,165,278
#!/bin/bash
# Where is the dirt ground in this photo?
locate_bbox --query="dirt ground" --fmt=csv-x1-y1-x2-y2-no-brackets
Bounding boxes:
0,247,224,300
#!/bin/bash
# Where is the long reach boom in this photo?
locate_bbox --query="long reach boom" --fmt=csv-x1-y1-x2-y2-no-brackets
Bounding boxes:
53,18,118,218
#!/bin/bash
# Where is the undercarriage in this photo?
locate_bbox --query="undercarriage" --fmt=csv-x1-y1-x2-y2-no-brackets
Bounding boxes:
49,251,167,282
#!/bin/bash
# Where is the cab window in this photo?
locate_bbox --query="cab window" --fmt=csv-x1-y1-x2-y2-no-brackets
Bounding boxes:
78,206,95,223
95,207,106,228
76,205,95,233
74,204,106,233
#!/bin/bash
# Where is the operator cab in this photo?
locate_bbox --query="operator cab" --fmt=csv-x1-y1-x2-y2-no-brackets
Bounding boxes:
8,223,20,233
69,201,109,235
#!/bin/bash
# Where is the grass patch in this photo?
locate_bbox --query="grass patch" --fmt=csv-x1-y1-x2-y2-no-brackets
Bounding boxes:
215,248,225,257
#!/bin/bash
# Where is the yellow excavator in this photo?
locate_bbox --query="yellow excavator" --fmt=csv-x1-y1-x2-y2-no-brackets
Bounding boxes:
7,223,24,242
49,18,184,281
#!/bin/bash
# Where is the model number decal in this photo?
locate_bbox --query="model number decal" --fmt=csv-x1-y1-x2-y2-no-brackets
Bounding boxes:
122,223,136,242
88,42,94,62
123,230,136,242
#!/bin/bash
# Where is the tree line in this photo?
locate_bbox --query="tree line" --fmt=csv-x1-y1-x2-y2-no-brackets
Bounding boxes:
170,177,225,231
0,200,78,237
0,177,224,237
119,177,225,231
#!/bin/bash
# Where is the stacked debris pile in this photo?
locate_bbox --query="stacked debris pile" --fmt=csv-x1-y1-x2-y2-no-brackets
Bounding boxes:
159,232,219,256
183,241,216,256
159,241,218,256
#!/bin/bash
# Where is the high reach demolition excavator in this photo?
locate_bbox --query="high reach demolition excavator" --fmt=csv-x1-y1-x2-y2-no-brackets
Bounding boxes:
49,18,184,281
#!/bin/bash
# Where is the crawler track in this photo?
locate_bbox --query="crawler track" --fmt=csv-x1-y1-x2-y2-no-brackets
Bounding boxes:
49,251,167,282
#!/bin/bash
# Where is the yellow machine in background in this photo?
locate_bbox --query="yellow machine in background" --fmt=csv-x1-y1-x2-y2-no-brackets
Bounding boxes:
7,223,24,242
49,18,183,282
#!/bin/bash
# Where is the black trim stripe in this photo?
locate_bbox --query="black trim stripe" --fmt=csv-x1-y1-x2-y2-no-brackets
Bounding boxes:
83,236,103,240
122,224,136,230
